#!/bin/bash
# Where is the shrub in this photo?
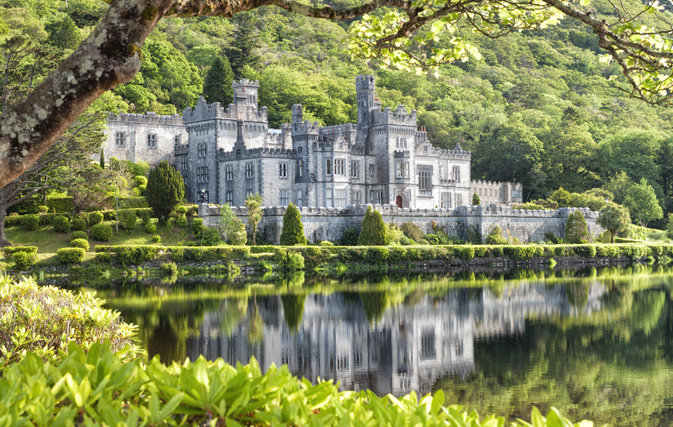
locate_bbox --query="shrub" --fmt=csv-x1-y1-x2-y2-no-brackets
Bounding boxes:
116,246,160,264
358,206,386,246
365,247,389,263
400,222,425,242
280,203,306,245
341,227,359,246
219,205,247,245
71,217,87,231
197,227,222,246
176,214,188,228
486,226,508,245
13,252,37,270
133,175,148,187
52,215,71,233
504,246,538,261
400,236,414,245
564,211,589,244
574,244,596,258
91,224,113,241
88,211,104,225
137,209,151,225
3,246,38,259
68,231,87,243
70,238,90,251
145,222,157,234
161,261,179,275
118,209,137,231
146,161,185,224
455,246,475,260
466,225,482,245
319,241,334,246
45,196,73,214
175,205,188,215
96,252,112,263
0,277,140,366
491,246,504,257
20,214,39,230
152,234,161,243
56,248,85,264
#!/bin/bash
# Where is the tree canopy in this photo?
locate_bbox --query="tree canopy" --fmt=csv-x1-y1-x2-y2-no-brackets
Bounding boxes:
4,0,673,188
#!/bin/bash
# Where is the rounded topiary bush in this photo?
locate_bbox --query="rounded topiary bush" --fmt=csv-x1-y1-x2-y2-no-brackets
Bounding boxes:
91,224,113,242
88,211,104,225
71,217,87,231
175,214,188,228
70,230,88,242
53,215,71,233
175,205,188,215
70,238,90,252
137,209,151,225
118,209,137,231
56,248,85,264
144,222,157,234
152,234,161,243
13,252,37,270
20,214,40,230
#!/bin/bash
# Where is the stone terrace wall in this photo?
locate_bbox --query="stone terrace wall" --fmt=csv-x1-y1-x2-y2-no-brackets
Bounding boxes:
200,204,604,244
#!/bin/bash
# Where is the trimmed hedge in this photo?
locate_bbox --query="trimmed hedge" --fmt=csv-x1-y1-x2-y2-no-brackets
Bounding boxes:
70,230,88,242
116,246,160,264
71,217,87,231
91,224,113,242
118,209,138,231
45,196,73,214
20,214,39,230
2,246,38,259
70,238,90,251
56,248,85,264
88,211,104,225
12,252,37,270
52,215,71,233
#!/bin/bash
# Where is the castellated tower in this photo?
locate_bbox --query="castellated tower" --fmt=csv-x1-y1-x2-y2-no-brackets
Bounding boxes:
233,79,259,109
356,75,376,129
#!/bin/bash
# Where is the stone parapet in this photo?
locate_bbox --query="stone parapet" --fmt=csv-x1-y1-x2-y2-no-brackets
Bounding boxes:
108,112,184,126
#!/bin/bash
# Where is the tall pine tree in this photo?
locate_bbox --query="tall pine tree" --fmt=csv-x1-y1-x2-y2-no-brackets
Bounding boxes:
145,161,185,224
280,203,306,245
227,12,260,79
203,56,234,105
358,206,387,246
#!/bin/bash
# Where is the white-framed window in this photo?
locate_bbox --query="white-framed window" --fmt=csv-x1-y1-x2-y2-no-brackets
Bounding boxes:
353,191,361,206
368,164,375,177
396,161,409,179
334,159,345,175
226,191,233,205
418,166,432,193
350,161,358,179
174,134,181,145
298,159,304,177
326,188,333,207
197,167,209,183
335,189,346,208
441,192,451,209
115,131,125,146
245,162,254,179
147,133,157,148
512,189,522,198
326,159,332,176
452,165,461,182
296,189,303,207
456,193,463,206
225,165,233,181
180,157,188,171
198,143,207,157
280,189,289,206
279,162,288,179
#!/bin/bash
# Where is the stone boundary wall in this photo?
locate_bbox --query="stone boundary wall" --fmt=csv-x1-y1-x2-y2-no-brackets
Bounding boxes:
199,204,604,244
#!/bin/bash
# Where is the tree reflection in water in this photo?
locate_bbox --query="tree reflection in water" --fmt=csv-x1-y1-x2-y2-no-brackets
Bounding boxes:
99,266,673,426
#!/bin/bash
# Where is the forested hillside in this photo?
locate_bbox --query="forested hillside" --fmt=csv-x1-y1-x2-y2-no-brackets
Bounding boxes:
5,0,673,224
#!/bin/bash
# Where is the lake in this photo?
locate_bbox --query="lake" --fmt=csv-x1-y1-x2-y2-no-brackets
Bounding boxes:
89,266,673,426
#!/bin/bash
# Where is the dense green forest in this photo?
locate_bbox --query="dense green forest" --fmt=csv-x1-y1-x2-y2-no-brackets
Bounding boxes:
4,0,673,225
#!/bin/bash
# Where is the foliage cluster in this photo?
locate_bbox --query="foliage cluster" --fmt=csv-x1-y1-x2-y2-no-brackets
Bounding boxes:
280,203,306,246
0,277,139,367
91,224,113,241
52,215,71,233
56,248,85,264
564,211,589,244
145,161,185,225
358,206,386,246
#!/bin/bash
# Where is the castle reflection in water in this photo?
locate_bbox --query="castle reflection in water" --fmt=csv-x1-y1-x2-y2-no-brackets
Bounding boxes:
186,282,606,397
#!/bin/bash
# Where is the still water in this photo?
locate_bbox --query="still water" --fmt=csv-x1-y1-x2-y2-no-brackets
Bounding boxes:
94,267,673,426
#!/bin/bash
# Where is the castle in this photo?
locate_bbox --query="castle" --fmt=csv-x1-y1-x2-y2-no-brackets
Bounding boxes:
105,75,522,209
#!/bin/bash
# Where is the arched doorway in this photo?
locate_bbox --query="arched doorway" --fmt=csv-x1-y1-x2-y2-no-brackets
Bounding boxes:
395,195,403,208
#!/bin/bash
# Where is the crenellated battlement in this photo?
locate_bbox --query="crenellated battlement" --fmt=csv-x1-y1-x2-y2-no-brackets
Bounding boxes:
232,79,259,89
291,120,320,135
108,112,184,126
219,146,295,160
373,106,418,126
182,96,268,123
174,144,190,156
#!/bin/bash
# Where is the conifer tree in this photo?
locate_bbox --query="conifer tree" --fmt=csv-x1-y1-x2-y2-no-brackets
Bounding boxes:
280,203,306,246
203,56,234,105
358,206,387,246
99,148,105,169
281,293,306,331
564,211,589,244
227,12,260,79
145,161,185,224
472,193,481,206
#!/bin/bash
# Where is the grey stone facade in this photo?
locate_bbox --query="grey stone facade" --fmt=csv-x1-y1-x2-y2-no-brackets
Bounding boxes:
199,204,603,244
104,75,522,210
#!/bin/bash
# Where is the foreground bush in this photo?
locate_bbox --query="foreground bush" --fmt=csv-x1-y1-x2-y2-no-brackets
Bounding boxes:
0,277,139,367
70,238,90,251
88,211,104,225
71,217,87,231
12,252,37,270
2,246,37,258
0,341,590,427
52,215,71,233
70,230,88,241
119,209,138,231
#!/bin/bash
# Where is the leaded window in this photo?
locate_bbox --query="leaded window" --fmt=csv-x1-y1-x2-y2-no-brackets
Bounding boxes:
279,162,288,179
335,189,346,208
225,165,233,181
350,161,358,179
334,159,345,175
115,131,125,146
280,189,289,206
147,134,157,148
441,192,451,209
418,166,432,193
245,162,254,179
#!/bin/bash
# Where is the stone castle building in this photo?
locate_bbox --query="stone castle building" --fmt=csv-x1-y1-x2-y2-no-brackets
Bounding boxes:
105,76,522,209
